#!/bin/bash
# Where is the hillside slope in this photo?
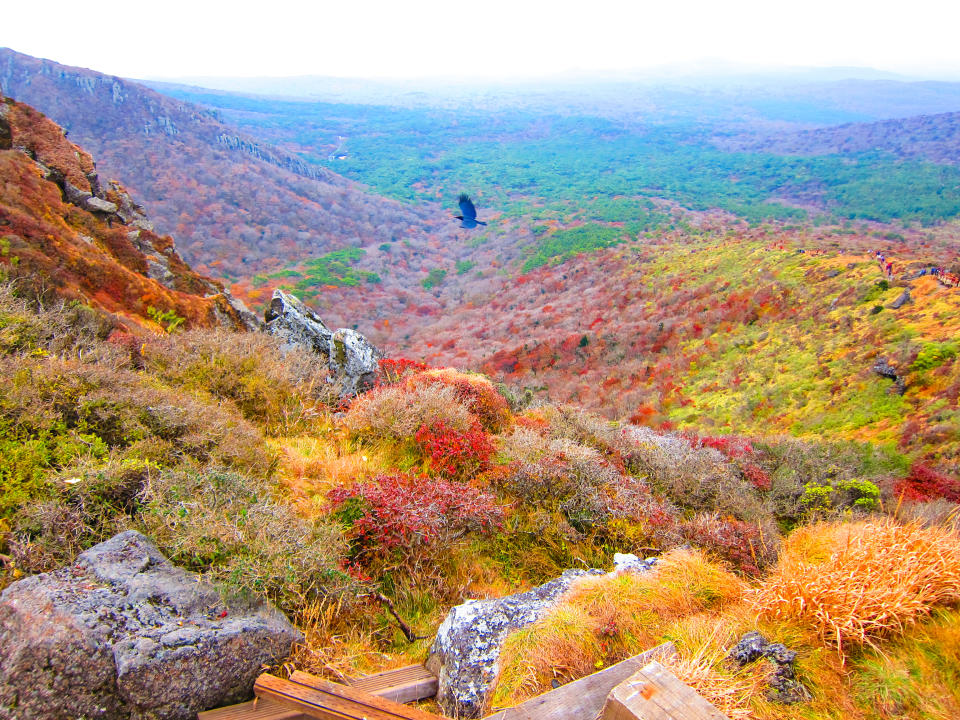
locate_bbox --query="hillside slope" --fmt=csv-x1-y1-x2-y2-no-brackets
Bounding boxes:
721,110,960,164
395,224,960,473
0,48,443,277
0,95,254,331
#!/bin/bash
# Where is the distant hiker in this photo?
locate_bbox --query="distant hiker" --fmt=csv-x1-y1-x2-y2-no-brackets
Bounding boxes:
886,261,893,277
453,194,487,229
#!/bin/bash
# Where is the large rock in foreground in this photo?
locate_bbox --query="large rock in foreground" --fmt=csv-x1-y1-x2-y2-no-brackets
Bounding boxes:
265,289,382,396
0,531,301,720
426,569,602,718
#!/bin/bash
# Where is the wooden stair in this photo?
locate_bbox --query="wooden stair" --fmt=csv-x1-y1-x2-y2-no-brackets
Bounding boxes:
252,673,443,720
198,642,726,720
198,665,439,720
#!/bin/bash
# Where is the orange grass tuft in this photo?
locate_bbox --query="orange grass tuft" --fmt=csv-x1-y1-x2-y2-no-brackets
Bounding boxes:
664,641,767,720
750,518,960,660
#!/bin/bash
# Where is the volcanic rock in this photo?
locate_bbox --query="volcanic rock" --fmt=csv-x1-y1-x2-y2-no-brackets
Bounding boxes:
0,530,301,720
265,288,382,396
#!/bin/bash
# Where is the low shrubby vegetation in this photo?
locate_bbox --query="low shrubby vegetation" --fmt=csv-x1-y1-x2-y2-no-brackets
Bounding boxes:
493,517,960,719
1,277,958,716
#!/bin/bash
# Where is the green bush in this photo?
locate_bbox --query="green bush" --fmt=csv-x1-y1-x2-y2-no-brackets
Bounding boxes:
138,468,352,614
911,342,958,372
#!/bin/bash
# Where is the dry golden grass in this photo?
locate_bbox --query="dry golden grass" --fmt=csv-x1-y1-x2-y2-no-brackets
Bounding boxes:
271,432,381,504
492,549,746,708
663,629,769,720
750,518,960,660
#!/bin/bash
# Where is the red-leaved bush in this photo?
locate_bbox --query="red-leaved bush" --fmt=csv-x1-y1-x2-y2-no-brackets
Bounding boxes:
415,420,495,481
685,432,754,459
896,462,960,502
377,357,430,385
328,473,503,564
741,462,772,491
682,514,777,576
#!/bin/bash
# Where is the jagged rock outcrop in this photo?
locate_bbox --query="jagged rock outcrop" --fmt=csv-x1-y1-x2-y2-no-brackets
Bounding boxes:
0,94,259,333
265,289,382,395
0,531,301,720
872,357,906,395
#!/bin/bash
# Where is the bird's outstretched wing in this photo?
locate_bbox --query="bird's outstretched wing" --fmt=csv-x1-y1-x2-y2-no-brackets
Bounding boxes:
458,193,478,222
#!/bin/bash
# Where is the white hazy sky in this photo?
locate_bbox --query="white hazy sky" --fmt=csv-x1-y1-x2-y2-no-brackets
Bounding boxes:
4,0,960,80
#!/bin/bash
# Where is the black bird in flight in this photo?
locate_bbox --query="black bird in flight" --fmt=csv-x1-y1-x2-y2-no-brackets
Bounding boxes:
453,193,487,229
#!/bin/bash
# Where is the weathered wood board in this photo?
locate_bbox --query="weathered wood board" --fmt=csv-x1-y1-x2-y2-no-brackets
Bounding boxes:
482,641,676,720
254,673,445,720
600,661,730,720
198,665,438,720
340,665,438,704
197,696,310,720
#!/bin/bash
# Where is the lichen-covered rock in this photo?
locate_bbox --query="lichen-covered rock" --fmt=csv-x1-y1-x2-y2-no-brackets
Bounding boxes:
612,553,658,574
329,327,381,396
265,289,382,396
425,569,600,718
265,288,333,356
0,530,301,720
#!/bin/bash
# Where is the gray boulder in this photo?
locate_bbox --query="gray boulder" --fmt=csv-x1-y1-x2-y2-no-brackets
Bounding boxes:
426,569,602,718
872,357,906,395
85,196,119,214
265,288,382,396
888,289,911,309
0,530,301,720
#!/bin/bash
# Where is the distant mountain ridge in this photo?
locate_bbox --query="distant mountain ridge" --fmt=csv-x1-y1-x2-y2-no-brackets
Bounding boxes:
719,110,960,164
0,48,440,277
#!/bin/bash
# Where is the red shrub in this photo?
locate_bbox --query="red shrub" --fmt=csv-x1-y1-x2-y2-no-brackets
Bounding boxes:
682,514,775,576
700,435,753,458
895,462,960,502
515,413,550,433
378,357,429,385
741,462,771,491
415,420,494,480
328,472,503,562
628,404,657,426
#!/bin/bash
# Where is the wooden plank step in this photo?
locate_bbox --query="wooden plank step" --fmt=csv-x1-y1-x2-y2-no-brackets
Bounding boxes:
335,665,437,704
600,661,729,720
254,673,445,720
197,696,310,720
483,641,676,720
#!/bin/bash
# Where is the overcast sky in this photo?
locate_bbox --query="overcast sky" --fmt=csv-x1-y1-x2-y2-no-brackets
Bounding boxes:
4,0,960,81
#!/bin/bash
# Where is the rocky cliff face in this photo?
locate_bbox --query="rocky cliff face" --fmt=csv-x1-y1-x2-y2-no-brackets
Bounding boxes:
0,94,258,332
0,50,338,186
0,48,438,277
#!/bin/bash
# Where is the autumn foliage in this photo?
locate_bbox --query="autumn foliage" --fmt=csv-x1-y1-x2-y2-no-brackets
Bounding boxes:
895,462,960,502
328,472,503,564
414,420,495,481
